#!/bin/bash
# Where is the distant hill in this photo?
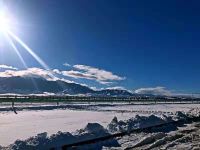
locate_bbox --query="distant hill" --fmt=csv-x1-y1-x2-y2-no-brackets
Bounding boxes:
0,76,93,95
0,76,134,97
94,89,133,97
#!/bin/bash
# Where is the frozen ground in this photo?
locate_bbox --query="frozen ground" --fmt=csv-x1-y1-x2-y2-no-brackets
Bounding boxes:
0,102,200,149
96,103,200,113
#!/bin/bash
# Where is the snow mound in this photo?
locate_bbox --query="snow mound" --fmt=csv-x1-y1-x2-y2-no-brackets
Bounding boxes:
107,116,126,132
9,132,49,150
4,111,195,150
75,123,109,142
174,111,188,120
107,114,174,133
7,123,109,150
48,131,76,149
80,123,108,134
188,108,200,117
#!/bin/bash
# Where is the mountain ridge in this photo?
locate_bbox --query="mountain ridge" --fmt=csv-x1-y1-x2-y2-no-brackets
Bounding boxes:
0,76,134,97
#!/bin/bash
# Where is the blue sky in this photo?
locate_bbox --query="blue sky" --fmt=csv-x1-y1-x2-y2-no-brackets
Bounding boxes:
0,0,200,93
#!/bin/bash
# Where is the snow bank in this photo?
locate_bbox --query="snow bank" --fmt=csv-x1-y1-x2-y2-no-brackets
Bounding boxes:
3,111,195,150
188,108,200,117
107,114,174,132
6,123,110,150
75,123,109,142
174,111,189,120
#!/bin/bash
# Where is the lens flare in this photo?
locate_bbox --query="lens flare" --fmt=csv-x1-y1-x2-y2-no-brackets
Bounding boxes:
7,30,57,79
4,32,28,68
0,7,57,80
4,32,40,90
0,10,11,32
8,31,47,67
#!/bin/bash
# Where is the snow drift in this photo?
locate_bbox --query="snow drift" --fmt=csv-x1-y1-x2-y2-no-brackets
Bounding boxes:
2,111,195,150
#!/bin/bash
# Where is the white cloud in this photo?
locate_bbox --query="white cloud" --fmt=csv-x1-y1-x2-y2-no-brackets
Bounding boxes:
134,86,171,96
62,70,96,80
0,67,87,85
61,64,125,84
134,86,200,98
74,65,125,81
63,63,71,67
98,81,114,85
106,86,127,90
0,68,54,80
0,65,198,98
0,64,126,88
52,69,61,74
0,64,18,70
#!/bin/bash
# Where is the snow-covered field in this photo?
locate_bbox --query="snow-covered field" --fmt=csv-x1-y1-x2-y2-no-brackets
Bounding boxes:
0,109,135,146
0,102,200,149
95,103,200,113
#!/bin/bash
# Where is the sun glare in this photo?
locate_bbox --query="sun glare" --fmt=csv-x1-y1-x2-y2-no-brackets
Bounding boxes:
0,11,10,32
0,7,54,78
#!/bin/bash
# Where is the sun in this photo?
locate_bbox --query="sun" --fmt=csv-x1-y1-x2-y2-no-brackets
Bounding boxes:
0,7,51,73
0,11,11,32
